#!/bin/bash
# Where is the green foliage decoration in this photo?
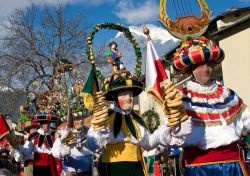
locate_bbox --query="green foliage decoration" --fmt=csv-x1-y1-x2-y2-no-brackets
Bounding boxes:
142,110,160,133
86,22,142,82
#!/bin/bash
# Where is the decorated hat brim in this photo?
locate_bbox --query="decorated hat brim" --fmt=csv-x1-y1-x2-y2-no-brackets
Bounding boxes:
33,114,58,123
104,85,143,101
22,121,40,131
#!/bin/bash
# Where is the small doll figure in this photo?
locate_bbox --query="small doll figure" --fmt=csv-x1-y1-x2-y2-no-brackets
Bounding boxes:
106,41,125,73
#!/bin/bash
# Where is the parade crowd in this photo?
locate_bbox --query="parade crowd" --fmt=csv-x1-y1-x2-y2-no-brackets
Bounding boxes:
0,36,250,176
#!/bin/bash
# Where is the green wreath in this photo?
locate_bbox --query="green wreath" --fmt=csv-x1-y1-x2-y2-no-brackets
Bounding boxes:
142,110,160,133
86,22,142,82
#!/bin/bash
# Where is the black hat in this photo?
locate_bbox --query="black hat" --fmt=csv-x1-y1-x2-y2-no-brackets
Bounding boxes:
33,111,58,123
108,41,118,47
103,71,144,101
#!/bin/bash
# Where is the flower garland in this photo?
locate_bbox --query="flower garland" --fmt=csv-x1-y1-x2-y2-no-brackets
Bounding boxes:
103,71,139,85
86,22,142,82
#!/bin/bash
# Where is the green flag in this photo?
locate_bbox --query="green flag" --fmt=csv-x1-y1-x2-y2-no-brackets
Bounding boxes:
80,65,99,110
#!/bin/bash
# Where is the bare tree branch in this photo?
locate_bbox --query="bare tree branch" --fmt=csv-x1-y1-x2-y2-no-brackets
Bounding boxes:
0,2,89,115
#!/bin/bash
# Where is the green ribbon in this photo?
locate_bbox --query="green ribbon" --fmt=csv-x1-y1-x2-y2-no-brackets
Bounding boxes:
125,114,137,139
111,109,148,139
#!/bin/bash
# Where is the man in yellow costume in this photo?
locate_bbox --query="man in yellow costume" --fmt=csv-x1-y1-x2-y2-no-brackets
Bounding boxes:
87,71,191,176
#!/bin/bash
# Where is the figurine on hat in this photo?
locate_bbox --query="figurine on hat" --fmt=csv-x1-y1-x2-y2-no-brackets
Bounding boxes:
106,41,125,73
87,70,191,176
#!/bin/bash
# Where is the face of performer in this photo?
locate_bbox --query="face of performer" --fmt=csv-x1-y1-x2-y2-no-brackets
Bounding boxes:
192,61,214,85
41,122,50,132
117,90,134,111
110,43,117,50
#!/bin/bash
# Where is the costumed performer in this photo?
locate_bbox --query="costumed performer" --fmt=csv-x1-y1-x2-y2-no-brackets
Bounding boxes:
87,70,191,176
172,36,250,176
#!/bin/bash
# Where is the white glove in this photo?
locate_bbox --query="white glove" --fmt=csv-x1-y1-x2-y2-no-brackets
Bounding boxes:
61,145,71,157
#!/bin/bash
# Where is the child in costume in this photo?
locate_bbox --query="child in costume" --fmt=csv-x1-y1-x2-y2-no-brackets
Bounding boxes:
170,37,250,175
52,123,94,176
87,71,191,176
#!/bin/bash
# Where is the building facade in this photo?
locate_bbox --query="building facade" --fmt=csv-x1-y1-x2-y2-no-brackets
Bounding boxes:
208,7,250,106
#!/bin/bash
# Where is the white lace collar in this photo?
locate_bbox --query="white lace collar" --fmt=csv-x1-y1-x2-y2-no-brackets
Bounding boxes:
37,128,52,135
185,80,219,94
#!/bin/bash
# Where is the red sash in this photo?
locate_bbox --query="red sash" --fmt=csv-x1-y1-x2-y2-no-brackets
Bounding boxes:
33,152,50,166
33,152,58,176
183,143,242,166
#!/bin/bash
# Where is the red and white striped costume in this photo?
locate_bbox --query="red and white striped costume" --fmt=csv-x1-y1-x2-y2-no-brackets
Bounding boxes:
180,80,250,174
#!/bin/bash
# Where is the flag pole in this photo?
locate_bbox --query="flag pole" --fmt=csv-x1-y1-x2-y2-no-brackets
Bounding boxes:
143,25,187,128
80,41,101,111
143,26,170,105
59,61,74,128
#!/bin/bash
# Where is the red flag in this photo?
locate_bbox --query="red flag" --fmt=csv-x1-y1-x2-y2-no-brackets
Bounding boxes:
0,114,10,139
146,40,170,104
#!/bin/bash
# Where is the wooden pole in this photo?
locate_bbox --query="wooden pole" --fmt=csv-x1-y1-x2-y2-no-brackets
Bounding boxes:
63,69,73,128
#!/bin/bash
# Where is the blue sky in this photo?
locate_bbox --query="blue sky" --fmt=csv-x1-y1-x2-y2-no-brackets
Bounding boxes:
68,0,250,26
2,0,250,25
69,0,250,43
0,0,250,43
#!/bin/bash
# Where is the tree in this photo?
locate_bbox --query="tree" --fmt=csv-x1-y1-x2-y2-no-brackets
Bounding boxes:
0,2,90,116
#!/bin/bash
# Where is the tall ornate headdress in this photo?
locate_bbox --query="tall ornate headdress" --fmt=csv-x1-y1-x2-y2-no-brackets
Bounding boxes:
159,0,225,71
159,0,211,40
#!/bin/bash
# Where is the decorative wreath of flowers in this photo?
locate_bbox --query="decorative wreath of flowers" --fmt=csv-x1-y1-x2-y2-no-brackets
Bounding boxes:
176,36,211,55
86,22,142,82
103,71,139,86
